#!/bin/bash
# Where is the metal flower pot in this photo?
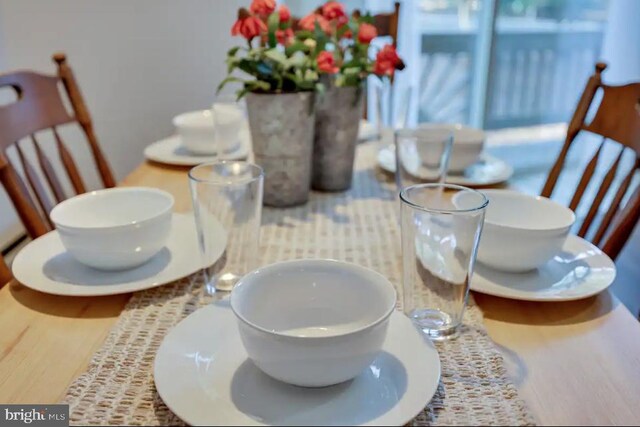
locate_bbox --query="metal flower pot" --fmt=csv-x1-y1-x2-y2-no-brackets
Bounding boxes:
312,83,364,191
246,91,315,207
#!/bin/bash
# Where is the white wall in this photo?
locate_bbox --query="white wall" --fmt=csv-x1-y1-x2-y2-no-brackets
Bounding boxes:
0,0,241,246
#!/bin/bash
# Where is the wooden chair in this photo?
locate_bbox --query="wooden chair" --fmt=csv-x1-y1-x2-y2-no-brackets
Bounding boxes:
0,53,115,285
542,62,640,260
373,1,401,48
0,250,11,285
353,2,400,48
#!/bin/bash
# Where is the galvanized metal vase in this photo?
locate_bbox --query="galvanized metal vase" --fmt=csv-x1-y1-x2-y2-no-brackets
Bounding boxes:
312,83,364,191
246,91,315,207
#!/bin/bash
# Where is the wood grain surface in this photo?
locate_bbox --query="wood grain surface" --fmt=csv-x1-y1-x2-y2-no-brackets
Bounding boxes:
1,146,639,425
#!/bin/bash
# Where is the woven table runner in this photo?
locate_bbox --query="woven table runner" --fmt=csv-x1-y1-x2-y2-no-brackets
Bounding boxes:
63,143,535,426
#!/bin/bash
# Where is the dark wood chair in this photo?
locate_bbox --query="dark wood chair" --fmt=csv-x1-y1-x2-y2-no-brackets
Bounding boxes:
0,240,11,284
542,62,640,260
351,1,400,48
368,1,401,48
0,52,115,285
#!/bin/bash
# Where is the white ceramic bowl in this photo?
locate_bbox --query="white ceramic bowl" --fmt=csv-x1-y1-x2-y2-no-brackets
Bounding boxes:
230,259,397,387
417,124,485,172
50,187,174,271
173,107,243,155
477,190,575,272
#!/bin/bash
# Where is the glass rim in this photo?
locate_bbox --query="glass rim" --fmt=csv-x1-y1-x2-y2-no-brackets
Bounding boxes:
188,160,264,186
213,93,243,103
399,183,489,214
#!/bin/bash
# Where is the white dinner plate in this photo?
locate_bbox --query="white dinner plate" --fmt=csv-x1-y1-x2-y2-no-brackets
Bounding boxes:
377,145,514,187
144,127,252,166
147,120,375,166
471,234,616,301
12,213,226,296
154,305,441,426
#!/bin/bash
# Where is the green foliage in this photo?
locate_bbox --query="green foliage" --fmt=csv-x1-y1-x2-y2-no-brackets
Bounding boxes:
266,12,279,48
221,3,402,98
289,11,392,89
220,43,320,99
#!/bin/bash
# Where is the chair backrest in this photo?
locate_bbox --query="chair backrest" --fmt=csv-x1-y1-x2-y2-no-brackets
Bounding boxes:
0,53,115,284
360,1,400,48
0,253,11,285
541,62,640,260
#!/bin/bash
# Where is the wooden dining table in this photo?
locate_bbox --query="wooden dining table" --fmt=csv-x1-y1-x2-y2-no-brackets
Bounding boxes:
1,139,639,425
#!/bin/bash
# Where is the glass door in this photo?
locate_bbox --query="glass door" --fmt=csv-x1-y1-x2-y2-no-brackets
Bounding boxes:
285,0,610,130
485,0,609,129
386,0,609,129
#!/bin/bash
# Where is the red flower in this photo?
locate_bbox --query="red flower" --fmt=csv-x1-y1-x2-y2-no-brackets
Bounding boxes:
377,44,402,66
322,1,348,25
278,4,291,23
276,28,294,46
249,0,276,17
231,9,267,40
373,44,405,77
341,26,353,39
299,13,331,33
317,51,339,74
373,60,392,77
357,22,377,44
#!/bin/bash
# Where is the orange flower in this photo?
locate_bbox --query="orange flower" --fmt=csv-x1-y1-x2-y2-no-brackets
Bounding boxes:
377,45,402,66
276,28,294,46
322,1,348,25
317,51,339,74
373,44,404,77
278,4,291,23
249,0,276,17
299,13,331,33
231,8,267,40
357,22,377,44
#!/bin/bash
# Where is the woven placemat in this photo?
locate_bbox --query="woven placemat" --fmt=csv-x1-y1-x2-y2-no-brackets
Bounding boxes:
63,143,535,426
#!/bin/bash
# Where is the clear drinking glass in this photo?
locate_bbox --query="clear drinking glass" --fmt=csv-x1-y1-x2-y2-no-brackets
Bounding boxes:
211,91,246,155
400,183,488,340
374,79,386,137
394,127,453,190
189,161,263,293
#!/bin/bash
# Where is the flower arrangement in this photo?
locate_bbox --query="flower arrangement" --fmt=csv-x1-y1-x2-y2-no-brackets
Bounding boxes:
220,0,405,98
219,0,318,98
295,1,405,88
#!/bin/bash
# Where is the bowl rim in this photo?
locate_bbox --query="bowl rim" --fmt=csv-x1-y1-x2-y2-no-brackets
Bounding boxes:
50,187,174,231
230,259,397,340
172,109,214,129
416,123,485,144
482,189,576,232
